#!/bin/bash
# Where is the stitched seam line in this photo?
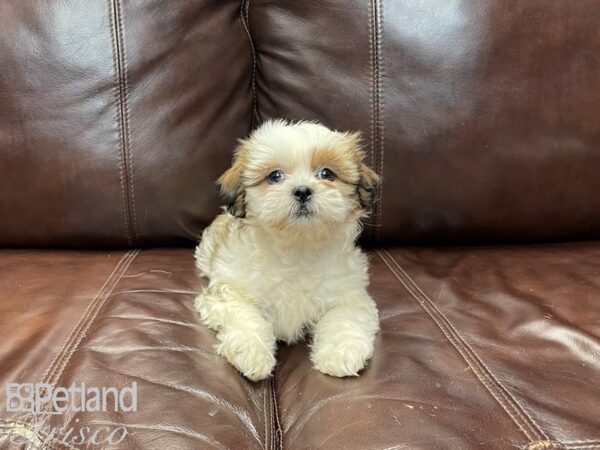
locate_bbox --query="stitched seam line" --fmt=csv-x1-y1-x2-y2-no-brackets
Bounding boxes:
116,0,139,245
373,0,384,242
109,0,132,246
110,0,139,247
270,376,282,450
263,381,269,450
38,250,136,386
241,0,258,130
377,249,547,442
25,250,136,428
380,249,547,440
36,250,139,420
37,259,124,388
368,0,384,244
367,0,375,243
268,381,274,450
56,250,139,434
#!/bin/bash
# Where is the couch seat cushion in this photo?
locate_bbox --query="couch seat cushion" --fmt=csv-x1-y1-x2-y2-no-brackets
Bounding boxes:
0,243,598,449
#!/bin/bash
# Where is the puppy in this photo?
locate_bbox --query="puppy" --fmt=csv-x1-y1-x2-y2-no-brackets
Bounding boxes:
195,120,380,381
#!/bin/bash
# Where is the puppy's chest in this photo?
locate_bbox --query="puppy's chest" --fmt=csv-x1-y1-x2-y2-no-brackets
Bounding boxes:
243,253,330,305
242,253,334,342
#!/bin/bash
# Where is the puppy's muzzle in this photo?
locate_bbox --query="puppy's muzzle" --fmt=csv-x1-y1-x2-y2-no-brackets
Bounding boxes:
293,186,312,204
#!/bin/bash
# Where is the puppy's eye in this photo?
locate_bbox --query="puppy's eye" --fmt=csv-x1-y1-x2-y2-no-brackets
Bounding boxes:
316,167,335,181
267,170,284,184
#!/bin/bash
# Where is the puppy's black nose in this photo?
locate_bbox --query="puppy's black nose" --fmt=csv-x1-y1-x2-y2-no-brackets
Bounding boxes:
293,186,312,203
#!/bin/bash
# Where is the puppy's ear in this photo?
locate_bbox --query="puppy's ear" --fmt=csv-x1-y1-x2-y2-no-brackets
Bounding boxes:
357,163,381,211
218,143,247,218
342,131,381,211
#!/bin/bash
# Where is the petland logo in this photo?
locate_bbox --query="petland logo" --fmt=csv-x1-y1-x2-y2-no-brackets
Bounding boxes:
6,382,137,414
4,382,137,446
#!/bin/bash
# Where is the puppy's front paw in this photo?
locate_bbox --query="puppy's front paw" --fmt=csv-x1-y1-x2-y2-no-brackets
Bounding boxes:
216,331,276,382
311,337,374,377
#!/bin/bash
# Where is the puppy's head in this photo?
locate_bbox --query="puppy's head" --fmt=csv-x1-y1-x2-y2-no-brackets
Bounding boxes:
218,120,380,230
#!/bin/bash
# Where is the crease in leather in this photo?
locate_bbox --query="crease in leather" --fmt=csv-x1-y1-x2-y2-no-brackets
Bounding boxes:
241,0,258,130
367,0,384,244
86,358,263,444
376,249,548,443
87,420,230,450
109,0,139,247
27,250,139,428
561,442,600,450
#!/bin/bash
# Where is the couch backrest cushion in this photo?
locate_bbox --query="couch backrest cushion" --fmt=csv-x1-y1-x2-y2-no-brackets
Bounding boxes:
251,0,600,245
0,0,252,247
2,1,600,248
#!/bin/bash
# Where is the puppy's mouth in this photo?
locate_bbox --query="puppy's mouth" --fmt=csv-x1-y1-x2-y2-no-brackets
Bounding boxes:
294,204,315,219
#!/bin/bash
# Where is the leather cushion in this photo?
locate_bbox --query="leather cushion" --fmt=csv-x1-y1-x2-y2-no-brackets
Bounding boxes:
1,244,598,448
0,0,252,248
250,0,600,245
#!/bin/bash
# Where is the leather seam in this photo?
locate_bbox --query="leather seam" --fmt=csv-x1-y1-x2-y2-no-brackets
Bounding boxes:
34,250,139,422
376,249,547,443
374,0,384,242
367,0,375,243
368,0,384,244
268,381,274,450
37,253,128,390
270,376,282,450
263,380,269,450
116,0,140,245
55,250,139,434
241,0,258,130
110,0,139,247
27,250,136,429
108,0,132,246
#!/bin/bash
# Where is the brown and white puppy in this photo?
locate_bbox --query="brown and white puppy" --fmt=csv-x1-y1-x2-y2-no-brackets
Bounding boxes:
195,120,380,381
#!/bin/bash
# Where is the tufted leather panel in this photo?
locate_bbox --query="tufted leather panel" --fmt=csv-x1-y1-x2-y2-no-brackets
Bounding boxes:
276,243,600,449
0,0,252,248
0,249,271,449
3,1,600,248
250,0,600,245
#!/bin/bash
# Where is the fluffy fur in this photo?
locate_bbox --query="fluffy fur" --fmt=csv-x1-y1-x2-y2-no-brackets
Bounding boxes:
195,120,380,381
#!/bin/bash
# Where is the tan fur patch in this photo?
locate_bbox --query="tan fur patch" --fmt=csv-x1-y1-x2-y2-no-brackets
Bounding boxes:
311,132,364,185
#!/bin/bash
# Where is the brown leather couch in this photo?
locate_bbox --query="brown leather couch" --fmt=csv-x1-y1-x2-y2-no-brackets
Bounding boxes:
1,1,599,449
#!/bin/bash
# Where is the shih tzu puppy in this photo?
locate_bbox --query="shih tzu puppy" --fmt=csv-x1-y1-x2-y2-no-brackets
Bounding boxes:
195,120,380,381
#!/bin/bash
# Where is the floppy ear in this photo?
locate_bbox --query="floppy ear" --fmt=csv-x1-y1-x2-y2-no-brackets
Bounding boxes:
357,163,381,211
217,150,246,218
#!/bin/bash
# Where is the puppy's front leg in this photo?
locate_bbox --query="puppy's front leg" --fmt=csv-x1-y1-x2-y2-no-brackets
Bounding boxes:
195,284,276,381
311,293,379,377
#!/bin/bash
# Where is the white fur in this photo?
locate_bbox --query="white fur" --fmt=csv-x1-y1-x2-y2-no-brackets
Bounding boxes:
195,120,379,381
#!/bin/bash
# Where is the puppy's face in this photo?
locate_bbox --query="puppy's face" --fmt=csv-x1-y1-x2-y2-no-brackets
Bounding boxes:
218,120,379,230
